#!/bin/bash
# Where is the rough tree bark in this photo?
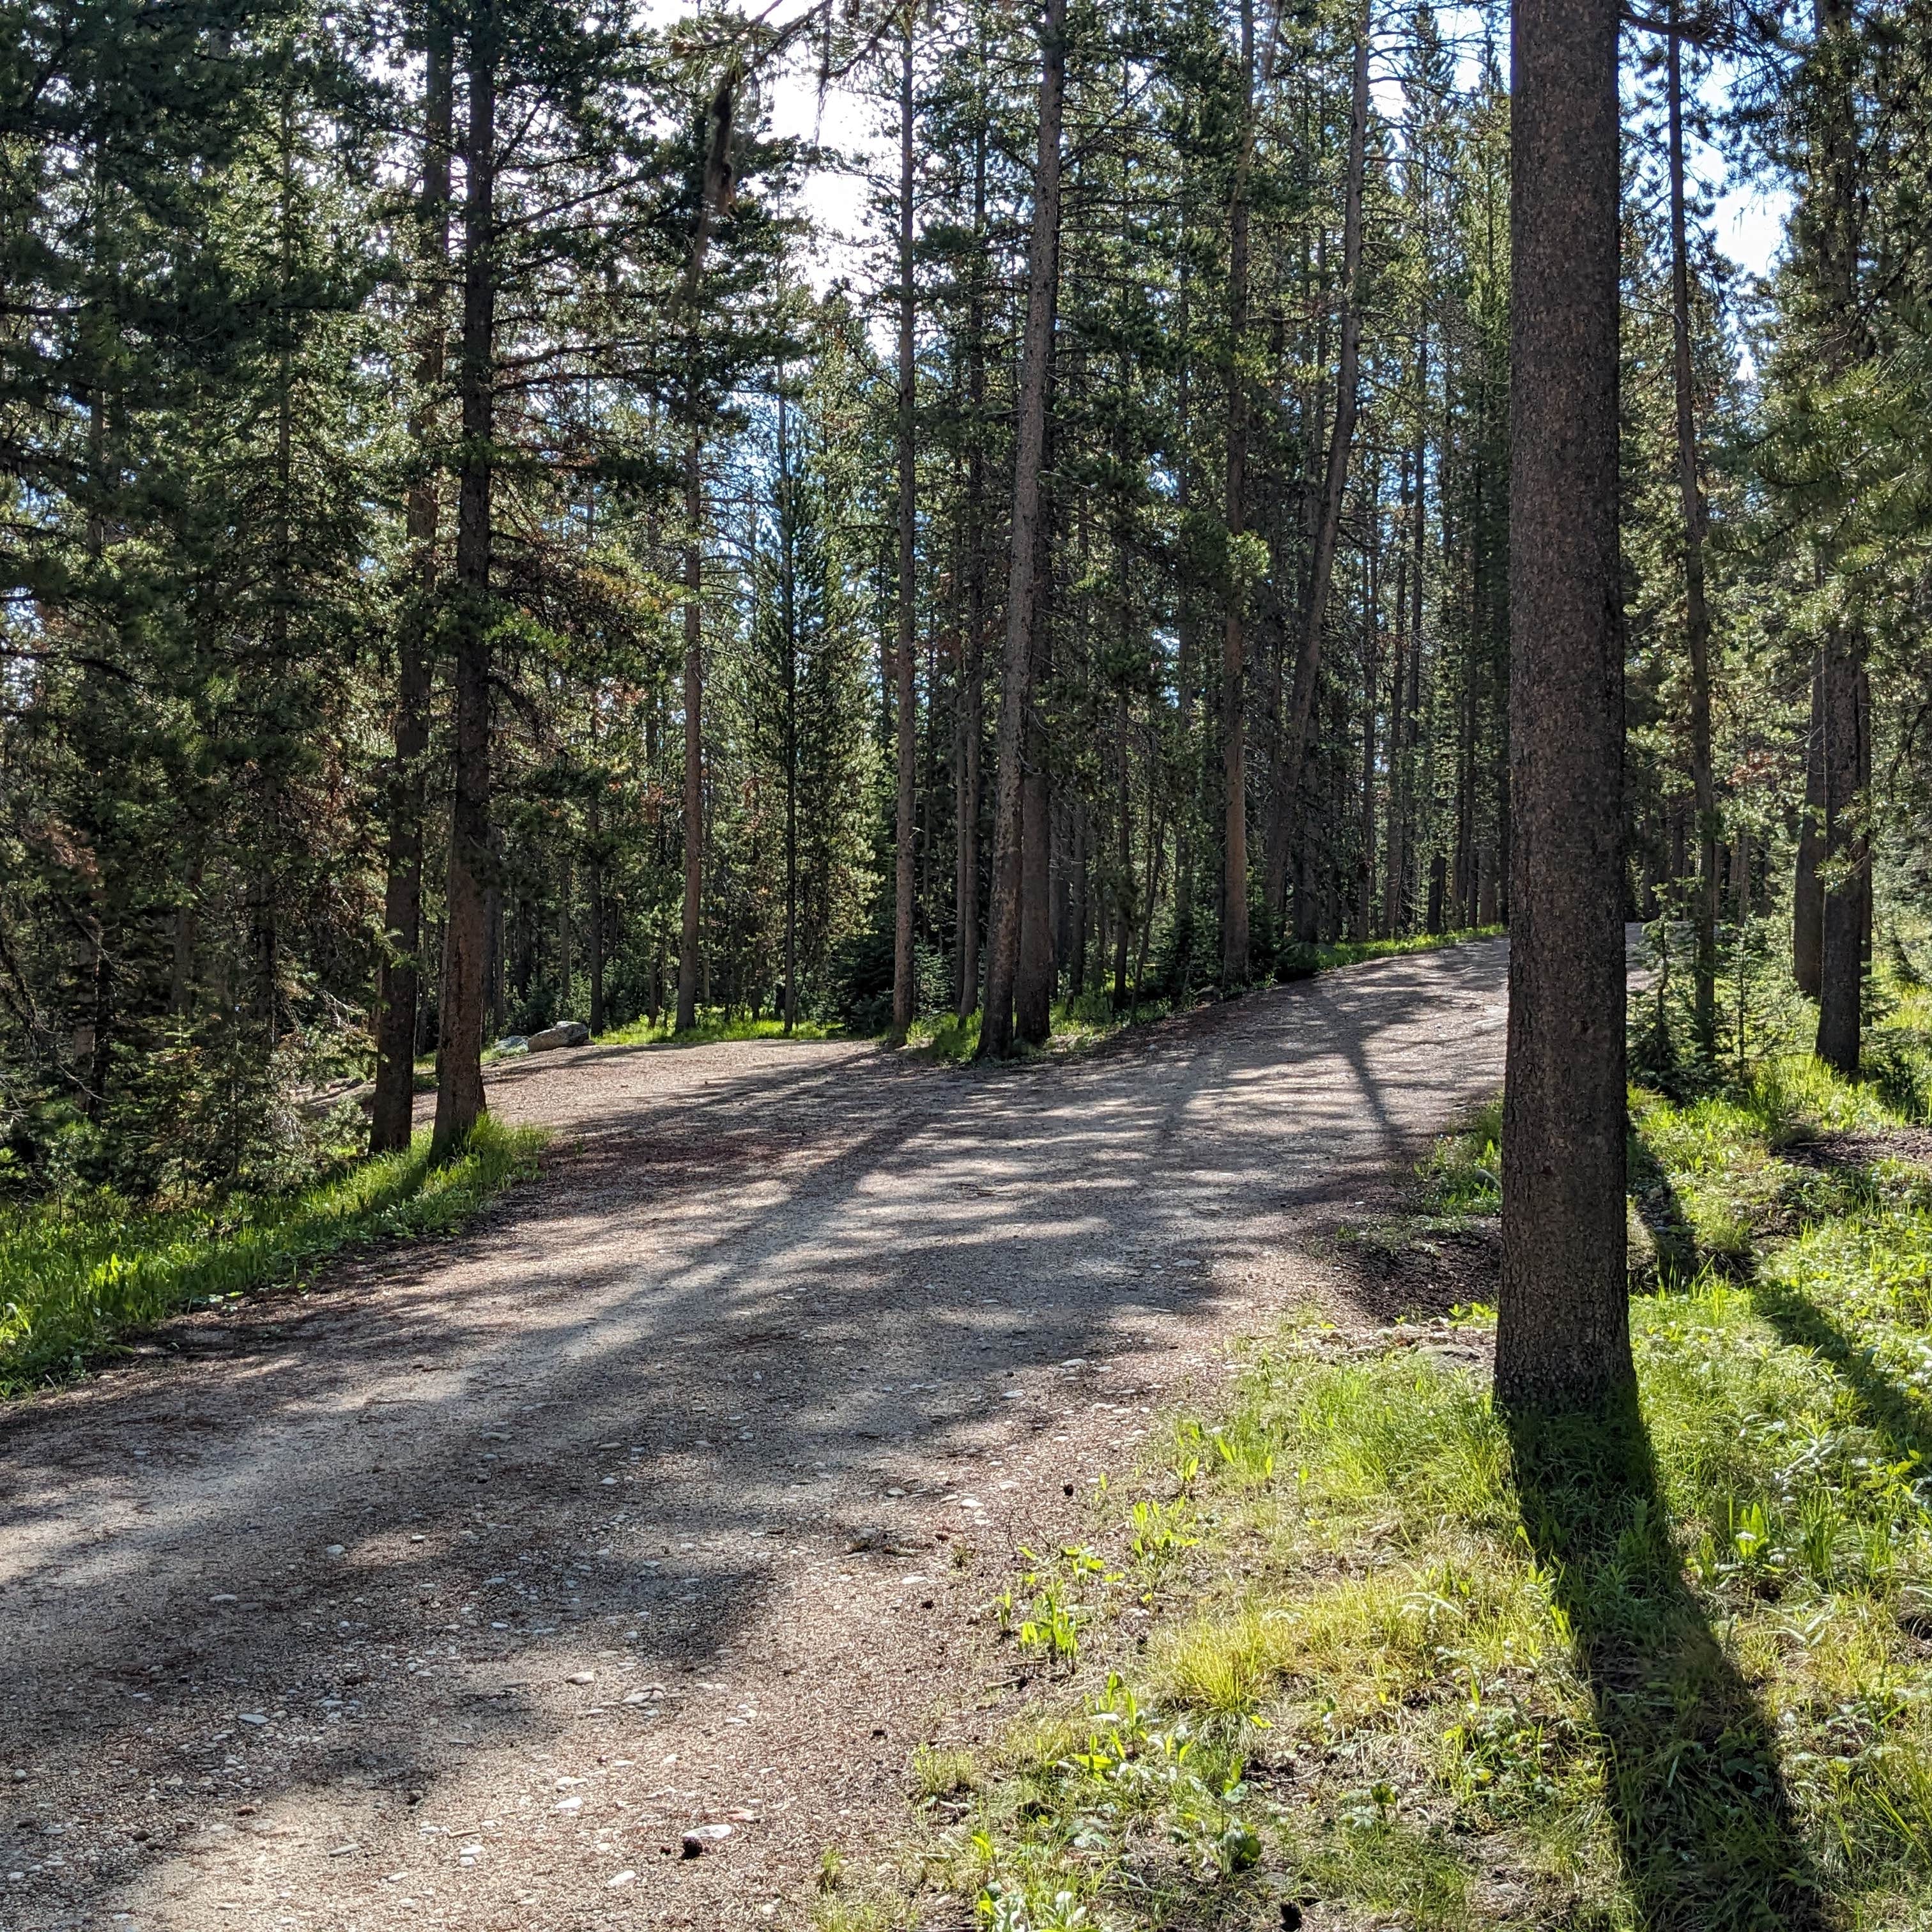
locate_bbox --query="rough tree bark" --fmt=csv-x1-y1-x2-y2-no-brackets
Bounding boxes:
431,2,496,1158
1494,0,1634,1409
978,0,1066,1061
372,8,450,1153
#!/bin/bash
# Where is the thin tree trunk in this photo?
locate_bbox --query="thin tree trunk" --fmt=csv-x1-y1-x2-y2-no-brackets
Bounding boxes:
1383,460,1411,937
979,0,1066,1060
556,849,571,1014
1277,2,1370,830
1667,3,1717,1056
588,859,604,1036
1454,645,1476,922
372,19,448,1149
1113,689,1132,1008
1016,703,1054,1041
1494,0,1633,1409
431,3,496,1157
1174,276,1200,980
954,122,987,1022
1816,635,1865,1071
1220,0,1257,983
677,424,703,1032
1131,813,1166,1020
1808,0,1867,1072
666,75,742,1036
169,862,201,1016
1357,493,1379,938
1070,802,1088,995
1793,657,1825,995
1402,378,1426,927
892,28,919,1038
485,861,504,1034
1016,415,1057,1046
778,379,799,1035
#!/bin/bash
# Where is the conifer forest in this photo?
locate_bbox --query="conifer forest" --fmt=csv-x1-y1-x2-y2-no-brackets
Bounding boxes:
20,0,1932,1926
10,0,1918,1200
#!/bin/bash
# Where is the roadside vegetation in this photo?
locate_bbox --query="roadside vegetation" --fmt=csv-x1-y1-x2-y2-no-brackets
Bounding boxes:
592,1010,840,1050
835,959,1932,1931
0,1118,545,1395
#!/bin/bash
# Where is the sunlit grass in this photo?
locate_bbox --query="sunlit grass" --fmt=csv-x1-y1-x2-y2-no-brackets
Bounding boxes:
1277,921,1506,979
1420,1095,1505,1213
913,997,1932,1929
593,1009,839,1048
907,993,1177,1063
0,1117,546,1393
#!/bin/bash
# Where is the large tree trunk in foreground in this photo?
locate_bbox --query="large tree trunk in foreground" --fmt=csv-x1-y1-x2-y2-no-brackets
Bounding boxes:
979,0,1065,1060
431,6,496,1158
1495,0,1633,1410
372,16,451,1154
892,29,919,1039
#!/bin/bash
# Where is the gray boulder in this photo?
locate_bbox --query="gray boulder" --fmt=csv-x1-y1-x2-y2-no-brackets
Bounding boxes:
528,1020,590,1052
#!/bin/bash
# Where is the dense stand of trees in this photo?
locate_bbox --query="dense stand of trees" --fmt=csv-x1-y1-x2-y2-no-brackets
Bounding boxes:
5,0,1932,1400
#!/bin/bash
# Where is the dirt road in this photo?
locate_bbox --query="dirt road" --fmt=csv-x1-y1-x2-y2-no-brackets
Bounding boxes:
0,939,1510,1932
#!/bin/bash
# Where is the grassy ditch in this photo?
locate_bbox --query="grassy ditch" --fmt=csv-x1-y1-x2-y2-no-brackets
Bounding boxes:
854,1043,1932,1929
0,1117,546,1394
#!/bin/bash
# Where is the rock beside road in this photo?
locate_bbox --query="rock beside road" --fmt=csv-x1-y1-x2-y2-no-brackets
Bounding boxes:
528,1020,590,1051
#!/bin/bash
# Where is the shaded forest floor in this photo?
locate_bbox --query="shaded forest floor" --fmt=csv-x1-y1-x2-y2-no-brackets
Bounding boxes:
0,935,1511,1932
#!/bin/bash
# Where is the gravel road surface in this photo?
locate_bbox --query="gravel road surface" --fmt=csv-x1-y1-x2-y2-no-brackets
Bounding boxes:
0,937,1510,1931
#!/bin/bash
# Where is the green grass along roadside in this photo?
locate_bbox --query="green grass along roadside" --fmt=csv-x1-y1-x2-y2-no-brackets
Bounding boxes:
907,927,1506,1065
0,1117,546,1397
822,1010,1932,1930
591,1011,840,1050
407,1009,838,1087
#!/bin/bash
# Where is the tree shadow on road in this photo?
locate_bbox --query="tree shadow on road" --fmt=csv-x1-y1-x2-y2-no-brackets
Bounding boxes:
1506,1392,1825,1931
0,940,1516,1922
